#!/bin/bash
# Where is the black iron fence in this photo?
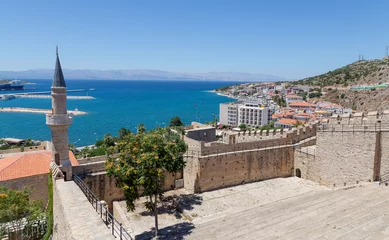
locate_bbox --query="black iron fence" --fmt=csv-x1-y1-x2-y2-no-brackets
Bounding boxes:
73,174,133,240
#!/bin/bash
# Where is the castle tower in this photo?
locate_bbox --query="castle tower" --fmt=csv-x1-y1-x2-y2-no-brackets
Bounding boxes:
46,47,73,180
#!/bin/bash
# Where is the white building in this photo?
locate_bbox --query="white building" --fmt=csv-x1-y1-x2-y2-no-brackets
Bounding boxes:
220,102,269,128
219,103,238,126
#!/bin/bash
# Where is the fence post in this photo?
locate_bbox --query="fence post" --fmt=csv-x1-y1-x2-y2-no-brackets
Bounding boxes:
112,214,115,236
105,206,108,223
100,202,103,218
120,223,123,240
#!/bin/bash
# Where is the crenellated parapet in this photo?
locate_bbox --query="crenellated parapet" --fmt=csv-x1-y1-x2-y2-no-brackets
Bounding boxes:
185,122,318,156
329,110,389,126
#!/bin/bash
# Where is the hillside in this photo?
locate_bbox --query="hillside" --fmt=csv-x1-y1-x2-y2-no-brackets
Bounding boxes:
296,57,389,87
295,57,389,111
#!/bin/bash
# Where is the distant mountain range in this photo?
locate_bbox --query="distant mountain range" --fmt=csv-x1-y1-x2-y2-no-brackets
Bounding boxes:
0,69,286,82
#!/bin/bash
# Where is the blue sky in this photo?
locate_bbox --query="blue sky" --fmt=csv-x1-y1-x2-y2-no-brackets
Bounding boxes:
0,0,388,79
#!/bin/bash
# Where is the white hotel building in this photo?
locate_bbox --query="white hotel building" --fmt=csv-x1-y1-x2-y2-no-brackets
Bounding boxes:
219,102,270,128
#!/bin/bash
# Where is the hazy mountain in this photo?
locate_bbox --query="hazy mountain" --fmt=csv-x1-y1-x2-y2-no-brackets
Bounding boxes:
0,69,286,82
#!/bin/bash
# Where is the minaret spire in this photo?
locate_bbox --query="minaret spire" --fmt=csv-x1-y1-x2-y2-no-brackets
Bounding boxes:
52,46,66,88
47,47,73,180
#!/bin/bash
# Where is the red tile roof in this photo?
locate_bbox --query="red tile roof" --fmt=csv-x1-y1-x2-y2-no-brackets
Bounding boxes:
276,118,306,126
0,151,79,181
289,101,316,107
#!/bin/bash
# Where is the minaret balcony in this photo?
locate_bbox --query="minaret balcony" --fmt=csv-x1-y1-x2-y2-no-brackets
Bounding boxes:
46,113,73,126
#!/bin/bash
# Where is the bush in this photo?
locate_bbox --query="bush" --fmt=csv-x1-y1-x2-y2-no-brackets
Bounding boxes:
341,93,346,99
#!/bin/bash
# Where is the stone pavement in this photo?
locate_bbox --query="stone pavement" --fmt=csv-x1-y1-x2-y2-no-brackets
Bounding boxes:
55,179,115,240
186,182,389,240
120,177,389,239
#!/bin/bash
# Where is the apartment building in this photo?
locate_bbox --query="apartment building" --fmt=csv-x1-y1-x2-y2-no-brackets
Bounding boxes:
220,102,269,127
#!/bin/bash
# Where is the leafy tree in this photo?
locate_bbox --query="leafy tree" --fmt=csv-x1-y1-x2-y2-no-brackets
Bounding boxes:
0,186,44,239
238,124,247,130
95,140,104,147
103,134,115,147
137,123,146,134
169,116,184,127
106,127,187,237
118,128,131,140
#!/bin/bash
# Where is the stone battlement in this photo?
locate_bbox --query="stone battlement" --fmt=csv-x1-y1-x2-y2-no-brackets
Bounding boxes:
186,123,318,157
329,110,389,126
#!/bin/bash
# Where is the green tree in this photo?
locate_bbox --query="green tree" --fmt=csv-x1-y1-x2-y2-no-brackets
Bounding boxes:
169,116,184,127
238,124,247,130
103,134,115,147
106,127,187,237
137,123,146,134
118,128,131,140
0,186,44,239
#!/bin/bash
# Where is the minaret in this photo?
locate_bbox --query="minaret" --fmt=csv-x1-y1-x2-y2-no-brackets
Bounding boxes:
46,47,73,180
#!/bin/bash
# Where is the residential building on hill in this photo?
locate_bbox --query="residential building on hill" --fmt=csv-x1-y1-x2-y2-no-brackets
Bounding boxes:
286,94,303,104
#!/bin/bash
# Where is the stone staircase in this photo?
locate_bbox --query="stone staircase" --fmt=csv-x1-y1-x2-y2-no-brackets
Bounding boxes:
188,183,389,240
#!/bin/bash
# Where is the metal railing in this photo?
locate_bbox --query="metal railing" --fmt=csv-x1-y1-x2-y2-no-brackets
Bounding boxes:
73,174,133,240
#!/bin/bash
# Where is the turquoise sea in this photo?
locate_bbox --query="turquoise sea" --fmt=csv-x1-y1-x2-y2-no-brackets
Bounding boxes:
0,79,238,146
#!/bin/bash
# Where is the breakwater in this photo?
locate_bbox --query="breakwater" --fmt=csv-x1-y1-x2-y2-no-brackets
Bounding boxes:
14,95,95,99
0,107,87,115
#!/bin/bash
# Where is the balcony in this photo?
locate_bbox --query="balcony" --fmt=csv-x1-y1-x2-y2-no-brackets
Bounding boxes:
46,113,73,126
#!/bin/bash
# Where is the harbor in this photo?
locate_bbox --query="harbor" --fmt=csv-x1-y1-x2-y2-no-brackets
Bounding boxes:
0,107,87,115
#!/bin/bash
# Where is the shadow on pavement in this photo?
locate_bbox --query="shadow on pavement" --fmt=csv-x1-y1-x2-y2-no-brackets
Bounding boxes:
135,222,195,240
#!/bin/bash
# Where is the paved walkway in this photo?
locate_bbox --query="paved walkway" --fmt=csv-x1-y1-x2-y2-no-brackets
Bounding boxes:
55,180,115,240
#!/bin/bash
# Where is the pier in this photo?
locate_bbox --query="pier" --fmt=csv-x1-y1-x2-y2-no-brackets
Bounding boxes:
0,89,95,100
0,107,87,115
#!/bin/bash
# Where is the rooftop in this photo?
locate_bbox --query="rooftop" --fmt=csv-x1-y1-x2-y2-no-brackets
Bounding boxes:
0,151,79,181
276,118,304,126
289,101,317,107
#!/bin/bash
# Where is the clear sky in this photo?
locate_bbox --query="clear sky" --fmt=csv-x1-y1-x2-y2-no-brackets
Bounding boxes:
0,0,388,79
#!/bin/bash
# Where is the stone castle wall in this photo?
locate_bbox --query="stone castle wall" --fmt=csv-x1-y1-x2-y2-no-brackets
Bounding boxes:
1,174,48,202
184,123,317,193
295,110,389,187
194,146,294,192
72,159,183,209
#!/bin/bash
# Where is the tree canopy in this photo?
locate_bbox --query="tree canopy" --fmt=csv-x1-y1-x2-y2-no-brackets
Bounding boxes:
0,186,44,239
169,116,184,127
105,127,187,236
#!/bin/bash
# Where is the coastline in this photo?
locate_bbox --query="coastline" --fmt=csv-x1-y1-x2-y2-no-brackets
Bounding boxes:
0,107,87,115
208,90,239,100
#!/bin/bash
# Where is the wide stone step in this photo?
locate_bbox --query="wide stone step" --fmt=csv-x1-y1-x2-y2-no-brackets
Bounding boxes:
224,185,382,240
188,184,385,240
